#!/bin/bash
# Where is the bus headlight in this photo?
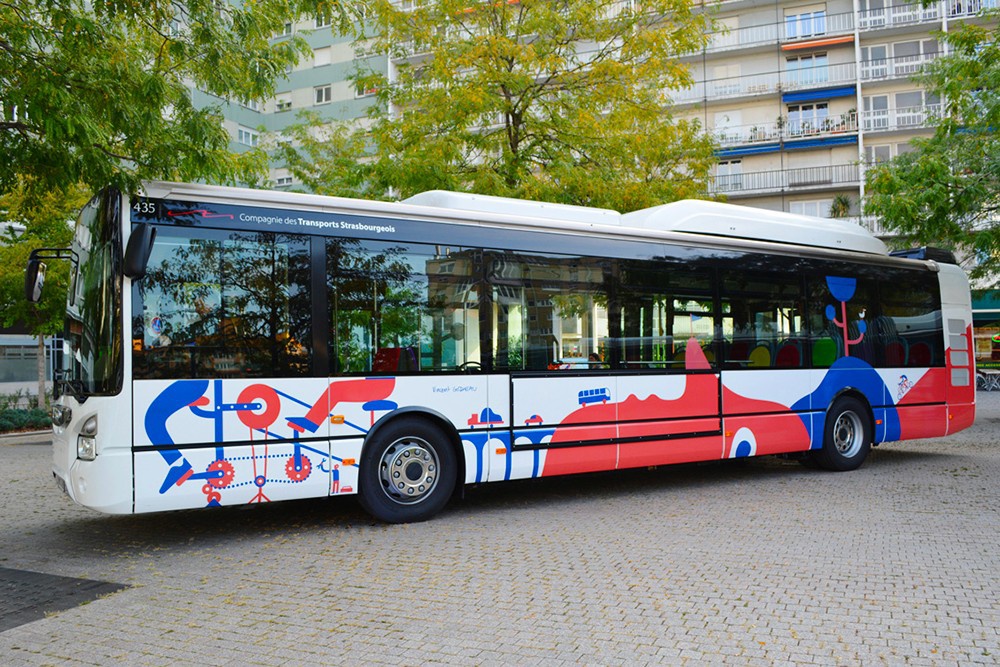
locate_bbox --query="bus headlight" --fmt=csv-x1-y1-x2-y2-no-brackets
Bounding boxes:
78,416,98,461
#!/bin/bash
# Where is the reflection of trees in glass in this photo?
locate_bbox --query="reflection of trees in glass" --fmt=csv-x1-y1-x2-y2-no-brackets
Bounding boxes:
138,231,310,378
333,241,420,373
333,241,479,373
66,193,122,394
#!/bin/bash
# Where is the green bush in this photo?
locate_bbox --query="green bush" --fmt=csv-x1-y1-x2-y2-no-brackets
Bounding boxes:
0,408,52,433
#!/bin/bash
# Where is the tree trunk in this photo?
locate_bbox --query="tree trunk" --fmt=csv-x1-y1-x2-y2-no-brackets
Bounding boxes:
37,334,46,408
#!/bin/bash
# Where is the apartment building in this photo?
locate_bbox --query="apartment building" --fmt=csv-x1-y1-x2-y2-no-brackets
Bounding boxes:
212,13,385,189
219,1,995,220
684,0,996,219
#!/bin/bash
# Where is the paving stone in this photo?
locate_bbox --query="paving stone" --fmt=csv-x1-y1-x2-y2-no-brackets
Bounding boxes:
1,393,999,664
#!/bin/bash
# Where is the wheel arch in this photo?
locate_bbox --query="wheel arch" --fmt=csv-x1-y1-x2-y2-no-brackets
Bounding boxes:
824,387,875,431
363,407,467,492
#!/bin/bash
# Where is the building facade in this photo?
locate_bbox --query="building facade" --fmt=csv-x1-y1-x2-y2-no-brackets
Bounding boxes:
684,0,995,220
216,0,994,219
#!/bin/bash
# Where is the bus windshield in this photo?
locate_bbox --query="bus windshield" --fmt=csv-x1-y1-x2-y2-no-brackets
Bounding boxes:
62,190,122,398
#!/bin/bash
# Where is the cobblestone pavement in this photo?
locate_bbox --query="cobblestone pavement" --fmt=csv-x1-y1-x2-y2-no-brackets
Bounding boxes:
1,395,998,666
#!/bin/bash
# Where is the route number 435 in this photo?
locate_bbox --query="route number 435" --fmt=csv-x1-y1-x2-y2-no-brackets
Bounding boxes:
132,200,156,215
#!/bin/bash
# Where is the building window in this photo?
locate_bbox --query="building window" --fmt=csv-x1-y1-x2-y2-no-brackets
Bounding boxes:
277,21,293,37
355,82,378,98
716,160,743,192
895,90,941,126
314,85,332,105
314,47,331,67
892,39,939,75
237,127,259,147
787,102,829,136
787,53,828,86
785,10,826,39
315,12,332,28
275,94,292,112
790,199,834,218
863,95,889,132
864,145,892,164
861,44,889,79
275,176,294,187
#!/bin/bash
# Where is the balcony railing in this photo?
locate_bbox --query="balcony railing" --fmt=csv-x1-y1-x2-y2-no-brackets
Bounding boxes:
860,104,942,132
674,62,857,103
950,0,1000,18
714,113,859,147
706,23,779,53
710,163,860,196
781,11,856,42
839,215,893,237
860,53,940,81
858,2,941,30
705,12,857,54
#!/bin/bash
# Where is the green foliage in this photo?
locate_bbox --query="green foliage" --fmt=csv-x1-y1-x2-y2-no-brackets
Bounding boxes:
829,194,852,218
278,0,717,211
0,408,52,433
0,180,91,337
0,0,357,197
864,15,1000,281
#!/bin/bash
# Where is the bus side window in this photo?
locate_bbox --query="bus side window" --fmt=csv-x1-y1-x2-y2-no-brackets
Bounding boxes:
722,270,805,370
331,239,480,375
134,230,312,379
489,251,608,372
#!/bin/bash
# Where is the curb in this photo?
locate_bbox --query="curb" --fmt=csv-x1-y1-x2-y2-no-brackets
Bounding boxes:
0,430,52,445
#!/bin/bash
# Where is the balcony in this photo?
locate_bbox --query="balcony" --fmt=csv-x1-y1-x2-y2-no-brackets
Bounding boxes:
710,163,860,196
858,2,941,30
673,63,856,104
950,0,1000,19
860,104,942,132
838,215,894,237
705,11,855,54
706,23,779,53
714,112,859,148
783,62,857,92
781,11,856,42
860,52,940,81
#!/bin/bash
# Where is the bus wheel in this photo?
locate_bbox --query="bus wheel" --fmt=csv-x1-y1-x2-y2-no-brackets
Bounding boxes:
814,396,872,472
358,419,457,523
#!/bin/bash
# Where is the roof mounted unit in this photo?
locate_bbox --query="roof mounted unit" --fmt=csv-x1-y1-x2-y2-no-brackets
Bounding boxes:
402,190,621,226
621,199,888,256
889,246,958,264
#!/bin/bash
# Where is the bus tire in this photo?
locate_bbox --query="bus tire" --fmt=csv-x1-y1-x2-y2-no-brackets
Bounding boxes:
358,418,457,523
813,396,872,472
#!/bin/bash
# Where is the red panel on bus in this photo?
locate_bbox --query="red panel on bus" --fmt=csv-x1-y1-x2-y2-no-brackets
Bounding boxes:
618,435,724,469
948,403,975,434
722,413,812,457
896,404,948,440
897,368,947,406
542,444,619,476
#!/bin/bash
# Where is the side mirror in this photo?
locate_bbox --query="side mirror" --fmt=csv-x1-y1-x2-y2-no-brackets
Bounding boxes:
25,259,47,303
124,223,156,279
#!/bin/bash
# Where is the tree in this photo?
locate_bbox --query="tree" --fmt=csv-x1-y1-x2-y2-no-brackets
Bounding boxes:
0,0,355,198
277,0,717,211
864,15,1000,280
1,0,360,398
0,181,90,402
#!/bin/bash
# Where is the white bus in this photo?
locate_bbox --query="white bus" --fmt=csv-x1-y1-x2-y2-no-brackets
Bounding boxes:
28,182,975,522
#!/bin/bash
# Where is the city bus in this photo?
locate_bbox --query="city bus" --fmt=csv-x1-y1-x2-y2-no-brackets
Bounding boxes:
27,182,976,523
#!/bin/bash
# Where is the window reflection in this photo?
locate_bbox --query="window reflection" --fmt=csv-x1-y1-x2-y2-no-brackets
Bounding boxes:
489,251,608,371
329,240,481,374
133,230,311,379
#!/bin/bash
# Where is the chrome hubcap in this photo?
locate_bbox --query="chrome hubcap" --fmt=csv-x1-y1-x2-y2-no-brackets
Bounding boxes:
378,437,439,505
833,411,863,458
